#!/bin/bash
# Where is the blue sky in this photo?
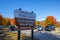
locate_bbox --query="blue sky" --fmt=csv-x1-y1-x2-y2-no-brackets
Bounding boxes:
0,0,60,21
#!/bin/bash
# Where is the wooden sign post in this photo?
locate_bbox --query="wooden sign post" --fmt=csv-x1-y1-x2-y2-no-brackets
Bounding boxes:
31,26,34,40
18,30,20,40
14,8,36,40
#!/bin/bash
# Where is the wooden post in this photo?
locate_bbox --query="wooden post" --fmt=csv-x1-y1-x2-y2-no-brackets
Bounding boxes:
18,30,20,40
18,27,21,40
31,26,34,40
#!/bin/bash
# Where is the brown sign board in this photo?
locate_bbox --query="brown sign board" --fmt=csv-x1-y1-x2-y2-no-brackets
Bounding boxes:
14,9,36,29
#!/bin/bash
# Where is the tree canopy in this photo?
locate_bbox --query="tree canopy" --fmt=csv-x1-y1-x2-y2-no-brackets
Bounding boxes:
45,16,57,26
0,14,10,26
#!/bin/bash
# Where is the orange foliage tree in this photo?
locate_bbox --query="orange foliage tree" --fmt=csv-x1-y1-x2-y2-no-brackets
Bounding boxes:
10,18,16,25
45,16,57,26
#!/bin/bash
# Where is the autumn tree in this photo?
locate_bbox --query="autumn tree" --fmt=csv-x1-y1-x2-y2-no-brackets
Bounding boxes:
45,16,57,26
55,22,60,28
0,14,3,25
35,21,40,26
0,14,3,20
0,14,10,26
40,21,47,27
2,18,10,26
10,18,16,25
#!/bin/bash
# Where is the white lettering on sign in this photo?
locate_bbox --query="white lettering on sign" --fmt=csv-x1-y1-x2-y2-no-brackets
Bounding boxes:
19,23,33,26
14,9,36,27
14,9,36,19
17,19,35,23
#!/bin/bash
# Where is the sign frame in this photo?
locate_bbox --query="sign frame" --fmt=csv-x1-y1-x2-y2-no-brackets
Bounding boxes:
14,9,36,40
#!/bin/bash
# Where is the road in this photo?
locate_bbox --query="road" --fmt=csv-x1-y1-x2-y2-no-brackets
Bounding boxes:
1,26,60,40
21,29,60,40
34,31,60,40
10,29,60,40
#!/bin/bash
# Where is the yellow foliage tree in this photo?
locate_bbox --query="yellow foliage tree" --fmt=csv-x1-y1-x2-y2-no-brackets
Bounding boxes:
2,18,10,26
0,14,10,26
35,21,40,26
40,21,47,27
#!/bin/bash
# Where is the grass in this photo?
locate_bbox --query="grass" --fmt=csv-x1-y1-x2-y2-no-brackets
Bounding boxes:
5,32,32,40
0,27,32,40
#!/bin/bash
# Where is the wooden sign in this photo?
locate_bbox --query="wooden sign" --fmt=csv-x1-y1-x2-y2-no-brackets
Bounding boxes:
14,9,36,29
